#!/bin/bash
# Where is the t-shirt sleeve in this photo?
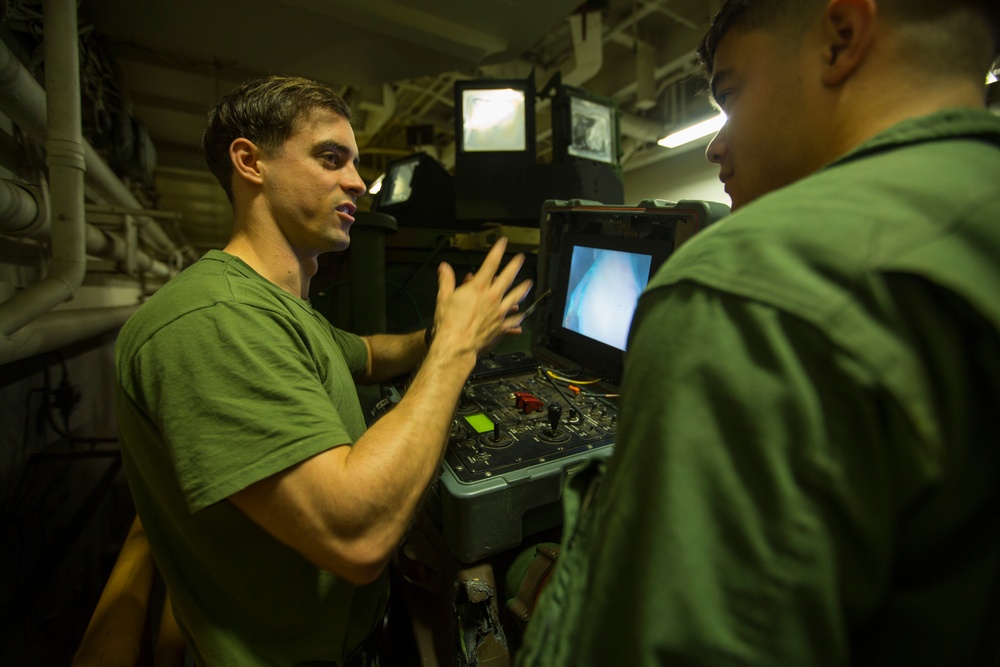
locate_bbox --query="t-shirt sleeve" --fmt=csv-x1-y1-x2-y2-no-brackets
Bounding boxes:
132,302,356,511
329,324,368,376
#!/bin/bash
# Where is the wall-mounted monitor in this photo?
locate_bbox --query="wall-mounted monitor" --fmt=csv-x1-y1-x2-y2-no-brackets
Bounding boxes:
451,79,625,226
455,79,535,156
378,154,421,207
552,86,621,167
567,96,615,164
460,88,528,152
372,152,461,230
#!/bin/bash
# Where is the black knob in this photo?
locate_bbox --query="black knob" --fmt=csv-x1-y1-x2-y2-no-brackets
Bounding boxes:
547,403,563,431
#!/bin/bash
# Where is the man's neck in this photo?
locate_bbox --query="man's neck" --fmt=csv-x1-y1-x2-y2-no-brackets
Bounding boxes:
826,72,987,166
224,232,317,299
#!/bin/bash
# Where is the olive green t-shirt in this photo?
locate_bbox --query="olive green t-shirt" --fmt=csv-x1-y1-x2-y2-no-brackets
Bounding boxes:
116,250,387,666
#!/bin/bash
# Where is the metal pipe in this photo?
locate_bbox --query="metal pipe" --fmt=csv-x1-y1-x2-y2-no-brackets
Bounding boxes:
85,224,172,277
0,33,47,139
1,177,171,276
0,178,45,234
0,0,154,364
41,0,85,302
0,0,87,339
0,34,194,262
83,141,192,260
0,305,140,364
0,4,180,363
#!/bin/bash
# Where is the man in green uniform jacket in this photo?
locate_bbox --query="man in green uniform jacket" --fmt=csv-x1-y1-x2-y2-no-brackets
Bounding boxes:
116,76,532,666
519,0,1000,665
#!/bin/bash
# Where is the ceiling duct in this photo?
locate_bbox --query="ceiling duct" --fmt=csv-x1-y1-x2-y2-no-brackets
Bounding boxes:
562,11,604,87
355,84,397,147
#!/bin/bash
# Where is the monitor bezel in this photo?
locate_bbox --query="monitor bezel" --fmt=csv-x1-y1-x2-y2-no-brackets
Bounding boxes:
453,78,537,156
377,154,422,207
552,85,622,168
543,229,676,383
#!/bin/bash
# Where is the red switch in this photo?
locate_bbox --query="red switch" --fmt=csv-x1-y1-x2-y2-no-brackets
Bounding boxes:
515,393,544,414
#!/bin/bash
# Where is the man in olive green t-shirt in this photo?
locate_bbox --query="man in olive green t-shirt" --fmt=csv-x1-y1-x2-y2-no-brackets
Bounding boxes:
116,75,533,666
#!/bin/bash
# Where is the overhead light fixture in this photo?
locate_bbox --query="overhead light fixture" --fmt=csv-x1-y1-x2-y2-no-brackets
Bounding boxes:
657,113,727,149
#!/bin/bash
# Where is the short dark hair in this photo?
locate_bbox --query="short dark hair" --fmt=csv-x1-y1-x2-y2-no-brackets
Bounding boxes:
697,0,1000,77
202,75,352,204
696,0,817,75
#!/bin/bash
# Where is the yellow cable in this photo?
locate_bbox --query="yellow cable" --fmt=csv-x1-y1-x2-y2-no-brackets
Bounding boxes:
545,370,601,385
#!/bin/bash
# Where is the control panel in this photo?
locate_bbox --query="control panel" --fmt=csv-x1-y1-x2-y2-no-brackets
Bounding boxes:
445,355,618,483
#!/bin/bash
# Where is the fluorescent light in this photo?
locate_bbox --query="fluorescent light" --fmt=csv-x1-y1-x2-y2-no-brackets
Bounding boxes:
657,113,727,149
369,173,385,195
988,71,998,85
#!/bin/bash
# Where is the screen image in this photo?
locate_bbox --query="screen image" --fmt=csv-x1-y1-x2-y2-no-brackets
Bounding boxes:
462,88,527,152
561,246,652,351
568,96,614,164
381,159,418,206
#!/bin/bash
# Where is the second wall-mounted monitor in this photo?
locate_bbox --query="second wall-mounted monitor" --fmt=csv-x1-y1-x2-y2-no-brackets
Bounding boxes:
552,86,621,168
452,78,626,226
568,96,615,163
372,152,463,230
378,154,421,207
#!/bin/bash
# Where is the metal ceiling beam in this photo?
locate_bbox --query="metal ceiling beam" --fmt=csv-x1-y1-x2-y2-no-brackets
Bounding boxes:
272,0,508,62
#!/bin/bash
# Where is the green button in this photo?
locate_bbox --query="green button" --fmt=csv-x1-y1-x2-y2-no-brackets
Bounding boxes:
464,413,495,434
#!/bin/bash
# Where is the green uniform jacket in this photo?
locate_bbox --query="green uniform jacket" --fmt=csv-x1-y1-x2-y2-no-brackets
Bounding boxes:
519,108,1000,666
116,250,388,666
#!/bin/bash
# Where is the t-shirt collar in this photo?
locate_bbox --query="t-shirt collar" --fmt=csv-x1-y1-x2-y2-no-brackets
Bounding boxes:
828,107,1000,170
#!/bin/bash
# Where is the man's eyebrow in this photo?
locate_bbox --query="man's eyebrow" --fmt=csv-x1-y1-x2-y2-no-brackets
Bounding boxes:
710,68,733,104
316,140,361,166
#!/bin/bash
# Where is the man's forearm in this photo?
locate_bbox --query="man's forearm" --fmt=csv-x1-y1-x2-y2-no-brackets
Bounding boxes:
228,340,476,586
327,340,477,574
358,330,428,384
232,241,530,583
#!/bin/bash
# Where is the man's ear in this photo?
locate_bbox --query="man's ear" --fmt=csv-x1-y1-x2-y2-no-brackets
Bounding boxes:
820,0,876,86
230,137,264,187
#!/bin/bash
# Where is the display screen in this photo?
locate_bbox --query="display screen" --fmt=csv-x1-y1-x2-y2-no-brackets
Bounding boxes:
538,203,725,382
567,96,614,164
380,157,419,206
561,245,652,351
461,88,527,152
464,413,495,434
